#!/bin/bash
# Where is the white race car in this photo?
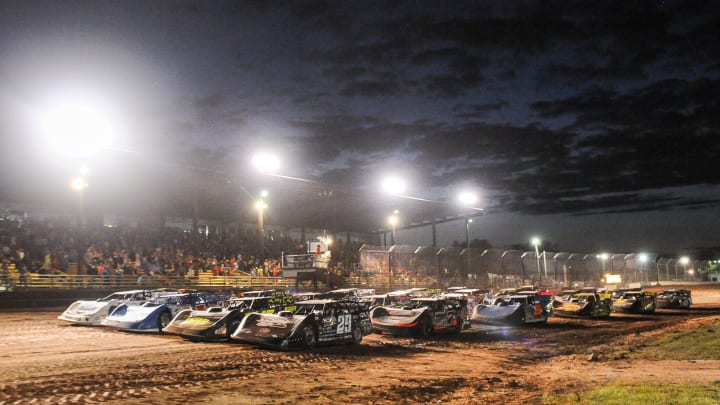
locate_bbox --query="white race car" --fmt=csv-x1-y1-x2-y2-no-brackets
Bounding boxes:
58,289,176,326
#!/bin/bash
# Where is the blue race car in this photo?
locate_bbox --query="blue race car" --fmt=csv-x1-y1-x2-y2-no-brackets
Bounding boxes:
58,289,177,326
102,291,229,333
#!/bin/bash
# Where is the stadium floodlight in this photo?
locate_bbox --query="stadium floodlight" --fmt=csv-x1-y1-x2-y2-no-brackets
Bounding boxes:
251,152,281,173
70,177,88,191
459,191,478,207
40,98,115,158
381,176,407,195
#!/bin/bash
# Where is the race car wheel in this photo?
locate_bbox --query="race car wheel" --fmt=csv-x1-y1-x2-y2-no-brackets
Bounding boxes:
420,316,433,337
226,317,241,341
453,316,463,334
518,312,526,324
303,327,317,349
158,311,172,333
351,325,363,344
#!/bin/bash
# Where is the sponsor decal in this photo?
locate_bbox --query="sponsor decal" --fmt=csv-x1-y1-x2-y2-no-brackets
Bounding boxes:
255,317,291,328
182,317,212,325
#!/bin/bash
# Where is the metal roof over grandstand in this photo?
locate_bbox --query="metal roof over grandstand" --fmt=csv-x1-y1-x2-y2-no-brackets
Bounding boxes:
0,157,480,237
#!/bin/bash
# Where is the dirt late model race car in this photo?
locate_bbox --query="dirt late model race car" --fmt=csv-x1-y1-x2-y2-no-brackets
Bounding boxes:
656,289,692,309
470,294,550,325
163,293,297,341
369,296,467,337
230,299,372,350
101,291,230,333
552,291,613,318
57,289,177,326
612,290,657,314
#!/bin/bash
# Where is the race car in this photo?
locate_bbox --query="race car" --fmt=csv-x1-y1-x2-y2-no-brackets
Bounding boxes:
293,292,329,302
656,289,692,309
101,291,228,332
612,290,657,314
57,289,176,326
551,291,613,318
470,294,550,325
367,289,425,309
230,299,372,350
325,288,376,304
163,293,297,341
369,296,467,337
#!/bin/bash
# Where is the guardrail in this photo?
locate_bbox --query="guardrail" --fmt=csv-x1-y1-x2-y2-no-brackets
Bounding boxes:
0,272,298,291
0,272,458,293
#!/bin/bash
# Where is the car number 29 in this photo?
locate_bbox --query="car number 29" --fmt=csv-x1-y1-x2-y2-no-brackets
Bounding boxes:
336,314,352,333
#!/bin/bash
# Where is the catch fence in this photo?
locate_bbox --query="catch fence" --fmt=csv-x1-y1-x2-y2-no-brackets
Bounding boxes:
357,245,706,289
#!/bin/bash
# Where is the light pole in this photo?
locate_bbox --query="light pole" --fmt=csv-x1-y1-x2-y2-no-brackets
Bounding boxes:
597,253,609,278
459,191,478,281
388,212,399,246
638,253,649,284
680,256,689,280
70,177,88,229
531,237,541,284
255,192,268,260
465,218,472,280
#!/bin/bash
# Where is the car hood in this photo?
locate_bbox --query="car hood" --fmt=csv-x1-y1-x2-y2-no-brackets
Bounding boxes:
63,300,110,315
233,313,308,339
105,303,164,323
471,302,523,320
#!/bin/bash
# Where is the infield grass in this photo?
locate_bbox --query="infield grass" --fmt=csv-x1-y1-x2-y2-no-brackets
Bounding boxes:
627,319,720,360
543,383,720,405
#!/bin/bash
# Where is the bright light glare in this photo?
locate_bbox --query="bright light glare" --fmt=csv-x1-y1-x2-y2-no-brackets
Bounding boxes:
638,253,648,263
41,101,114,157
597,253,609,260
459,191,478,206
679,256,690,265
381,176,406,195
260,190,269,198
531,237,541,247
252,153,280,173
255,200,267,210
70,177,88,191
388,214,399,226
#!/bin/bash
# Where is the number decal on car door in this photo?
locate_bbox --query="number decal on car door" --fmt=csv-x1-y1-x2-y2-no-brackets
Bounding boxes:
336,314,352,334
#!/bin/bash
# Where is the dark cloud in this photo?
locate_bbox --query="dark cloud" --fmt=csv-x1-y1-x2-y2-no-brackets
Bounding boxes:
1,0,719,250
338,80,400,97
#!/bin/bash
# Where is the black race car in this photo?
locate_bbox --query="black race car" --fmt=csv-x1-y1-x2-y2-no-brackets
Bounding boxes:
656,289,692,309
163,292,296,341
230,299,372,350
611,290,657,314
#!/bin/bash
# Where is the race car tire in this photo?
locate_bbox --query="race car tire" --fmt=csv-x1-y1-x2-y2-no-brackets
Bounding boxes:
303,327,317,349
420,316,433,337
226,317,242,341
518,311,526,324
158,311,172,333
452,316,463,334
351,325,363,344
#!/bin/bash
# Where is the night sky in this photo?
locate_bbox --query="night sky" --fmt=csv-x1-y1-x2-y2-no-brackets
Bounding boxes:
1,1,719,254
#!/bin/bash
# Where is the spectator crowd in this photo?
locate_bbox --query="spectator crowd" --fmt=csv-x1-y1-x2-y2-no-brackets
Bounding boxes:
0,217,364,287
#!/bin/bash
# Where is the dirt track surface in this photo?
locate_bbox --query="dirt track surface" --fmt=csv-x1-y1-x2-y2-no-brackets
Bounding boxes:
2,285,720,404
